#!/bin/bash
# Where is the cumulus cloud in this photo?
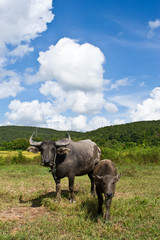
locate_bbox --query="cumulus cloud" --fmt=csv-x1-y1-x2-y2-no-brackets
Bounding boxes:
35,38,112,116
0,69,24,98
43,114,88,132
5,99,113,131
130,87,160,122
40,81,106,114
6,99,56,125
88,116,110,129
27,38,105,91
0,79,24,99
0,0,54,58
0,0,54,99
2,31,120,131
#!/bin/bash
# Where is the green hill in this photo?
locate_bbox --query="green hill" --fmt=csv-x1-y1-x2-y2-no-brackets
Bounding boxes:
0,125,82,142
0,120,160,150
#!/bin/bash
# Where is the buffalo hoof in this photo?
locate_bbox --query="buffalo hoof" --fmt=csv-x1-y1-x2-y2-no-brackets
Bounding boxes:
69,199,76,204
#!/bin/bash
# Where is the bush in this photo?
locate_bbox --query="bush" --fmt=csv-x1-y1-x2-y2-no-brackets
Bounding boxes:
1,138,29,150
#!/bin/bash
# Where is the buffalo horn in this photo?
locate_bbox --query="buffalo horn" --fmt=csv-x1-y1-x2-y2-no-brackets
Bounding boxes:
55,134,71,147
68,132,71,140
29,132,42,146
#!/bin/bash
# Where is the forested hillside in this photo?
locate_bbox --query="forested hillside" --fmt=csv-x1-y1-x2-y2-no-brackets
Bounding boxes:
0,120,160,150
84,120,160,148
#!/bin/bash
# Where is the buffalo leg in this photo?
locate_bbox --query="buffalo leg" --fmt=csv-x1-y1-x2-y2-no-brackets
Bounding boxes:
55,179,61,201
51,170,61,201
96,187,103,215
69,176,75,203
88,172,95,196
105,198,112,220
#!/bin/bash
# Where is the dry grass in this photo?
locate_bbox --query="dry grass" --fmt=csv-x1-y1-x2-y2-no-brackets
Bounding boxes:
0,150,40,158
0,163,160,239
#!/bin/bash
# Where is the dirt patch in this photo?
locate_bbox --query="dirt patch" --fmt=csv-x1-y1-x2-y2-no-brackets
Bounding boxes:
0,206,48,222
0,206,57,236
115,192,134,199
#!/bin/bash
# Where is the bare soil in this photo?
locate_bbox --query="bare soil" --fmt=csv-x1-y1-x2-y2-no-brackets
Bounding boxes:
0,206,48,222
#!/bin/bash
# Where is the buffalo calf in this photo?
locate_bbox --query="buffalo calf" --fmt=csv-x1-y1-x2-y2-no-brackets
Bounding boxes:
93,159,121,220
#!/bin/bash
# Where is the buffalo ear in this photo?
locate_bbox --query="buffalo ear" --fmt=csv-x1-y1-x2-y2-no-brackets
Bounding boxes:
115,173,121,182
56,147,71,155
27,146,40,153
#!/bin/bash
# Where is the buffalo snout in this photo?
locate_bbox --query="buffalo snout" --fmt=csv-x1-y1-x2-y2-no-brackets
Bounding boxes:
43,161,53,167
106,192,113,198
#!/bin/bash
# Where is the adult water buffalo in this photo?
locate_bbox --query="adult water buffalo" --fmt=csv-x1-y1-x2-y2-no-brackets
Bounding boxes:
28,133,101,202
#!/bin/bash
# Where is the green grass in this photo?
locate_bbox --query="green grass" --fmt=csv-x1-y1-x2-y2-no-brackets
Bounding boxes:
0,163,160,239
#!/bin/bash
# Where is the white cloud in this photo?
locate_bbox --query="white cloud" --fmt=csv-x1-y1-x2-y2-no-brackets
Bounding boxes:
0,67,24,98
45,115,88,132
6,99,56,125
0,79,24,99
0,0,54,58
70,92,105,114
88,116,110,130
5,99,113,131
113,119,125,125
70,115,88,131
110,77,132,90
109,94,139,110
36,38,108,115
148,19,160,30
41,84,104,115
9,44,34,58
40,81,106,114
148,19,160,38
40,81,65,99
0,0,54,99
27,38,105,91
130,87,160,122
104,102,118,113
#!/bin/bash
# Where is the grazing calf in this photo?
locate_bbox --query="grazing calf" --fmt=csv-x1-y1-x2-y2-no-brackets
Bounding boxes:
93,159,121,220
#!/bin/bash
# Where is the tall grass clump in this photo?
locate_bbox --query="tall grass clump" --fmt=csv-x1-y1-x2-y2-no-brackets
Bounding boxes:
9,150,24,164
101,146,160,165
0,151,40,165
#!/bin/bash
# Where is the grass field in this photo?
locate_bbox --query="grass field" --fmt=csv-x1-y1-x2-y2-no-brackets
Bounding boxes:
0,161,160,240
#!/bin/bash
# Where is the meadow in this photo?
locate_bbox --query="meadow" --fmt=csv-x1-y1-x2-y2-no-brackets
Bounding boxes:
0,151,160,239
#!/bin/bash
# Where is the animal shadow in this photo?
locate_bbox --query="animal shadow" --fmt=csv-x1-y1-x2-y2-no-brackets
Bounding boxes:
19,190,79,207
81,197,98,222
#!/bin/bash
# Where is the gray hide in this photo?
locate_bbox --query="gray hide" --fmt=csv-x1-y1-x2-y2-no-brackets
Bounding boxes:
93,159,121,220
28,133,101,202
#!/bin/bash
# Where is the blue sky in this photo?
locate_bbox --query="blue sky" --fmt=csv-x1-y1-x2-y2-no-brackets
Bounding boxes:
0,0,160,131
